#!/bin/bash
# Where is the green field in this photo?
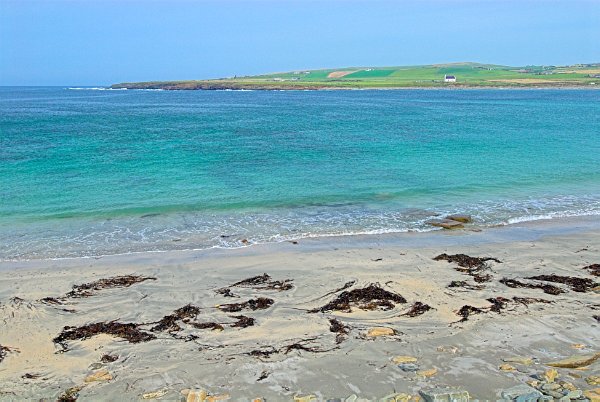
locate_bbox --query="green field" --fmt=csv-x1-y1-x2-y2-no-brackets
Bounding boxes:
112,62,600,90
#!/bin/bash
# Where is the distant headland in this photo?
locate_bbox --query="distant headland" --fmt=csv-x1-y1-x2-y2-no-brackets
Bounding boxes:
111,62,600,90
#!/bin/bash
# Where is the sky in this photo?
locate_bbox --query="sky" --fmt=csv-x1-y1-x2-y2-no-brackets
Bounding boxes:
1,0,599,86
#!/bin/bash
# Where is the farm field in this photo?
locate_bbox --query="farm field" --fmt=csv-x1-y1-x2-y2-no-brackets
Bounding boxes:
112,62,600,90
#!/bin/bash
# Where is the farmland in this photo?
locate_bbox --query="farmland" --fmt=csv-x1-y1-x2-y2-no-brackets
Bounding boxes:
111,62,600,90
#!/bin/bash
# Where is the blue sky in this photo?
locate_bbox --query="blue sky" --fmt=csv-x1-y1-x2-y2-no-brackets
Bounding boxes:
1,0,599,85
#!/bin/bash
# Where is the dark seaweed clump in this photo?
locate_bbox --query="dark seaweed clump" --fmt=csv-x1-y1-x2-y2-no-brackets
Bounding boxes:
218,273,293,295
100,354,119,363
0,345,16,363
499,278,565,295
310,284,406,313
53,322,155,352
248,347,278,358
455,305,485,322
57,386,84,402
66,275,156,298
434,253,501,283
583,264,600,277
487,297,511,313
218,297,274,312
448,281,485,290
526,274,598,293
329,318,349,343
191,322,225,331
230,315,255,328
401,301,433,317
151,304,201,332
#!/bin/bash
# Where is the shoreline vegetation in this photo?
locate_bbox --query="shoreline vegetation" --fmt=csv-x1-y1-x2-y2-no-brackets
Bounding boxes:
1,217,599,399
110,62,600,90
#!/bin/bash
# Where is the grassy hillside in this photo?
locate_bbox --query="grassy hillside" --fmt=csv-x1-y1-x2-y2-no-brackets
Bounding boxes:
112,62,600,90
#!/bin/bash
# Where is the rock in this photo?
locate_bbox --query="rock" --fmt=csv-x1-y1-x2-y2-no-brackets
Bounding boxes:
445,214,472,223
185,389,208,402
344,395,358,402
419,387,469,402
546,352,600,368
142,388,169,399
381,393,411,402
392,355,418,364
541,383,561,391
427,219,464,230
559,381,577,391
436,345,459,354
398,363,420,372
544,368,559,382
366,327,395,337
571,343,586,349
500,384,543,402
566,390,583,399
503,356,534,365
542,390,564,398
588,376,600,385
416,368,437,377
84,369,112,383
583,388,600,402
499,364,516,371
88,362,104,370
206,394,230,402
294,395,317,402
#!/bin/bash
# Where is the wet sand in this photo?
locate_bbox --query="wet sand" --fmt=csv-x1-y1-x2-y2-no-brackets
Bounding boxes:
0,217,599,400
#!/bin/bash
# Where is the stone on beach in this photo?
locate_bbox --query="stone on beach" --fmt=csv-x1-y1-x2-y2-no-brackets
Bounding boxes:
499,363,516,371
427,219,464,229
500,384,543,401
588,376,600,385
366,327,396,337
444,214,472,223
416,368,437,377
392,355,418,364
419,387,469,402
142,388,169,399
546,352,600,368
543,368,559,382
84,368,112,383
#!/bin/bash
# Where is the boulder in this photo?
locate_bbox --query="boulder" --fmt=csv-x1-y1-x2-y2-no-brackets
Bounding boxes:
419,387,469,402
445,214,472,223
366,327,395,337
500,384,543,402
546,352,600,368
427,219,464,230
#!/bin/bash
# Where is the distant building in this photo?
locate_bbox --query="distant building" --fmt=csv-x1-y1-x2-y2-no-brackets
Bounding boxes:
444,75,456,83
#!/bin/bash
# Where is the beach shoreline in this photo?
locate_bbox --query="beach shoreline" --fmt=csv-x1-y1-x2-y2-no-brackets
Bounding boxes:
1,216,598,400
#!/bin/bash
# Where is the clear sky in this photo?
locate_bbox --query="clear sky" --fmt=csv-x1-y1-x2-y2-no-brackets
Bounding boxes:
1,0,599,86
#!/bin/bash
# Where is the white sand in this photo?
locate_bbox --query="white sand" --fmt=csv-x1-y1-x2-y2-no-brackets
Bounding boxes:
0,217,599,400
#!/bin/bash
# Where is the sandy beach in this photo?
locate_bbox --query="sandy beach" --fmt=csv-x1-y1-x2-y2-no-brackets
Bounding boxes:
0,217,598,401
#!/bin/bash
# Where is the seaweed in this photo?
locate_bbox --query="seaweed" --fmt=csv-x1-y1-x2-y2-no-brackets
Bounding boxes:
283,340,332,354
57,386,84,402
230,315,255,328
583,264,600,277
248,347,278,358
218,297,274,312
216,288,237,298
257,370,270,381
448,281,485,290
191,322,225,331
39,297,64,305
66,275,156,298
329,318,349,343
22,373,42,379
53,322,155,352
150,304,201,332
594,315,600,323
434,253,501,283
487,297,511,313
433,253,501,269
511,296,551,306
0,345,17,363
526,274,598,293
100,354,119,363
499,278,565,295
455,305,485,322
310,284,406,313
401,301,433,317
225,273,293,291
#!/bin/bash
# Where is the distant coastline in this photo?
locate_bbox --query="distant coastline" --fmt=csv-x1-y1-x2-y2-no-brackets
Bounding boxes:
111,61,600,90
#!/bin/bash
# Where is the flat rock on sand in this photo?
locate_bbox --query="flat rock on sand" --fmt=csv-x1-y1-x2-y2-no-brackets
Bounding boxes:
546,352,600,368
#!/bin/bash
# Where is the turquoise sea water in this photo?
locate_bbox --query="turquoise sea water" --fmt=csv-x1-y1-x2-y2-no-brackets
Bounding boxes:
1,87,599,260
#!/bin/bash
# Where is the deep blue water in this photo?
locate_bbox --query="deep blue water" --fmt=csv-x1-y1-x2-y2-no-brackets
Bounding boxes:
1,87,599,259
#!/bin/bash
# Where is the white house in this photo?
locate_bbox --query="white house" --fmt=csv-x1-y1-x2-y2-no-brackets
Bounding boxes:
444,75,456,83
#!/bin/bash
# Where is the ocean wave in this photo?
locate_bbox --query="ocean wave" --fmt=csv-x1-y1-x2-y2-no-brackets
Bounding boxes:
67,87,127,91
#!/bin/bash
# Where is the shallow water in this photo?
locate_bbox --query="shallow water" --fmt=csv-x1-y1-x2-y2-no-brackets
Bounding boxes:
1,87,599,259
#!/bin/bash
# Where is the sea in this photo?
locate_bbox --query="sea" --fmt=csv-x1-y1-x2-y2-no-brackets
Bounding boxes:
1,87,599,260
